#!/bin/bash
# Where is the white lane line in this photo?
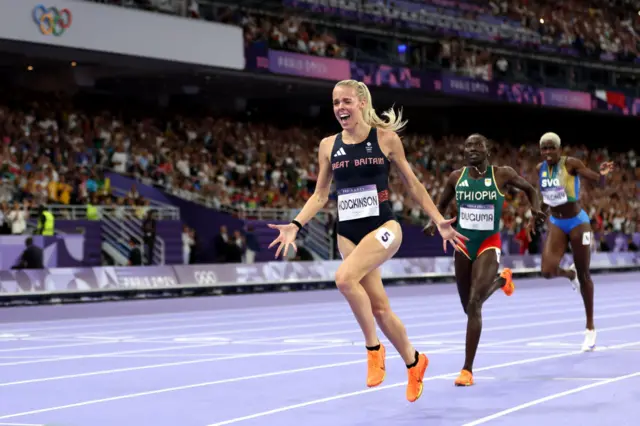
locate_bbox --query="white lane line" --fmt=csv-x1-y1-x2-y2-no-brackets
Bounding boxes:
1,303,638,374
0,340,239,367
550,377,610,381
1,310,639,382
205,340,640,426
2,301,635,365
0,305,589,366
239,303,640,344
0,330,637,421
0,423,45,425
3,302,439,338
0,341,115,354
6,278,619,329
10,292,627,340
157,297,639,341
462,371,640,425
0,293,467,333
0,343,349,387
3,290,634,335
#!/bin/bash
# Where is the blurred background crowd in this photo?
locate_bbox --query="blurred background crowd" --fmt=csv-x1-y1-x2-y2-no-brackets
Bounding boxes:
0,0,637,259
0,90,637,253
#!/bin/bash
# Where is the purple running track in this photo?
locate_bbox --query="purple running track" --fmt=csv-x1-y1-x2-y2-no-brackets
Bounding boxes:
0,273,638,426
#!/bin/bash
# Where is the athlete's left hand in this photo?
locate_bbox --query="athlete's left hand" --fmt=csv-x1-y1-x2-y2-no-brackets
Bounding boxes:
436,217,469,253
531,210,546,228
527,210,546,237
599,161,615,175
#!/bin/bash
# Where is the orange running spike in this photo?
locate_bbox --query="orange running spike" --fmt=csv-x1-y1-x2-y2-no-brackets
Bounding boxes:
501,267,515,296
454,369,474,386
366,343,386,387
406,353,429,402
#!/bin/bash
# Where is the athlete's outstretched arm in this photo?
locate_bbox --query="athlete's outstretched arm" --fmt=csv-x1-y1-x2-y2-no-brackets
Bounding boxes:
436,172,459,213
422,171,459,235
292,137,333,226
502,166,542,212
566,157,614,187
385,132,468,250
268,137,333,257
386,133,445,225
503,166,546,232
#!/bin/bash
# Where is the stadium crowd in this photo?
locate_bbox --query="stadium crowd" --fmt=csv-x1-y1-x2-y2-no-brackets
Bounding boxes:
224,1,638,85
90,0,640,65
87,0,640,91
0,92,635,250
0,99,156,232
2,1,636,252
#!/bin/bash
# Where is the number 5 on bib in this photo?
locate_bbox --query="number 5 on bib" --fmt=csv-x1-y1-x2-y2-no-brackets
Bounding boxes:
375,227,395,249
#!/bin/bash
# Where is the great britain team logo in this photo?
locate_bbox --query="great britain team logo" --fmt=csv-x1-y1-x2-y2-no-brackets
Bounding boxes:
32,4,73,36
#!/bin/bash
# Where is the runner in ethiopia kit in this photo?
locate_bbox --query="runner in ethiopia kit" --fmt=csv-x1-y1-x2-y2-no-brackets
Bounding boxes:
536,132,615,352
424,133,546,386
268,79,468,402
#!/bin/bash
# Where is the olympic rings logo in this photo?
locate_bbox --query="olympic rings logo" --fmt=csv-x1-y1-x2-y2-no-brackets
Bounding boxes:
193,271,218,285
32,4,72,36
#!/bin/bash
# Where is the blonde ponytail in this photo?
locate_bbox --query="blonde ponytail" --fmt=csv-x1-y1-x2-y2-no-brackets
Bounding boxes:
334,80,408,133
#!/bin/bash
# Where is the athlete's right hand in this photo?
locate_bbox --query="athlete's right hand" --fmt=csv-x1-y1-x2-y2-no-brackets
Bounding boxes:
436,217,469,253
267,223,299,258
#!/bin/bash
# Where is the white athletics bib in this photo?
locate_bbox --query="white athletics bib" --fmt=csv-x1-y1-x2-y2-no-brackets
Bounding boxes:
337,184,380,222
541,187,568,207
459,204,495,231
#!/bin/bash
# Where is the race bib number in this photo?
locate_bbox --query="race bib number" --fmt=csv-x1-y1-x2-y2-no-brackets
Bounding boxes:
459,204,495,231
541,187,568,207
337,184,380,222
375,227,395,249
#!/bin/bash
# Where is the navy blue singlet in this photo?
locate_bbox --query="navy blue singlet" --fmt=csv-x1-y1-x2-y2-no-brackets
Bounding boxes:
330,127,397,245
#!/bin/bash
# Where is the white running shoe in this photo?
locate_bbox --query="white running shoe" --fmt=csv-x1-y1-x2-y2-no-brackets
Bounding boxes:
569,263,579,291
581,329,597,352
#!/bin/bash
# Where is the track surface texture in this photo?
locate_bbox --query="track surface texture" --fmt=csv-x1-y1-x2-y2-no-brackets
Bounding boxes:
0,272,638,426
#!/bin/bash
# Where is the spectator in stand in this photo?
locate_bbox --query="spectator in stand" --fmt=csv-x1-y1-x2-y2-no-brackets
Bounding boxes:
213,225,230,263
7,200,28,235
182,224,195,264
0,88,636,257
13,237,43,269
127,236,142,266
243,225,260,264
238,12,348,59
142,209,157,265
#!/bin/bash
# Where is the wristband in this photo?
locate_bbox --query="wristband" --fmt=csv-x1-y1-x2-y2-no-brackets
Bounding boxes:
291,220,302,230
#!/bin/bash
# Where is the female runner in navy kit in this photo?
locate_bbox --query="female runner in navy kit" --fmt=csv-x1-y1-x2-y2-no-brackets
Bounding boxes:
268,79,468,402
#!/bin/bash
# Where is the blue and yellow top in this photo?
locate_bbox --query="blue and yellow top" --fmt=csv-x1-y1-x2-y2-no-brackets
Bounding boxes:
538,156,580,207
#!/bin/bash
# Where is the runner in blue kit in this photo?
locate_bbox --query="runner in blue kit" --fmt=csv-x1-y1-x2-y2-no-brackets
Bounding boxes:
536,132,615,352
268,79,468,402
